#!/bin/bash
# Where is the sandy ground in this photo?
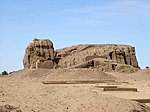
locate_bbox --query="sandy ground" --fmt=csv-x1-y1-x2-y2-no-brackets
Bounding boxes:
0,68,150,112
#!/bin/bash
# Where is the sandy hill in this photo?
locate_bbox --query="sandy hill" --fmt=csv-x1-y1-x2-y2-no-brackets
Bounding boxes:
9,68,116,82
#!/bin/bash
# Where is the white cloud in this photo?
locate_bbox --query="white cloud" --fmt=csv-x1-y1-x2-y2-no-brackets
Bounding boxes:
65,0,150,17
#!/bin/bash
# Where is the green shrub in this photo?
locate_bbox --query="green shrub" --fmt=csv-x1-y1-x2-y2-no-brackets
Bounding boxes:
1,71,8,75
146,66,149,69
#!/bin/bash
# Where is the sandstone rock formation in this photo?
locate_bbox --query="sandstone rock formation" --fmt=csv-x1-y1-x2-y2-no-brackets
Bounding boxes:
23,39,139,73
23,38,55,69
56,44,139,72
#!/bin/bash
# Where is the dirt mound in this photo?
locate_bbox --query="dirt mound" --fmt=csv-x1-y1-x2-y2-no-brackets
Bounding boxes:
131,68,150,83
128,68,150,80
9,69,116,81
136,68,150,75
110,68,150,84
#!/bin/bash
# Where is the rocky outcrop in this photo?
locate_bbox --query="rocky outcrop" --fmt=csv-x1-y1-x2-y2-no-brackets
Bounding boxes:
23,39,139,73
56,44,139,70
23,38,55,69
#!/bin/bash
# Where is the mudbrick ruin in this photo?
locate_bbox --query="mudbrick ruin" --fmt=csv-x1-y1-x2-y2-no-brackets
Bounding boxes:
23,38,139,73
1,38,150,112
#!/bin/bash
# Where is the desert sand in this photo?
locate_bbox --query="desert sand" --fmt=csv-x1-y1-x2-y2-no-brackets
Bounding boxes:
0,68,150,112
1,39,150,112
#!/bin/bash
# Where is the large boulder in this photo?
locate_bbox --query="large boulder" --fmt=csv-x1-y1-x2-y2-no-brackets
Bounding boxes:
56,44,139,72
23,38,55,69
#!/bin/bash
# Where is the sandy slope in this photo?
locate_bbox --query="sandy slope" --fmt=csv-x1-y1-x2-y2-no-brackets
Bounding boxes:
109,68,150,84
8,69,116,82
0,68,150,112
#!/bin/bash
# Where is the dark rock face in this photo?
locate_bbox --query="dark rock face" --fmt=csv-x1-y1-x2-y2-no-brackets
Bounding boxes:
23,38,55,69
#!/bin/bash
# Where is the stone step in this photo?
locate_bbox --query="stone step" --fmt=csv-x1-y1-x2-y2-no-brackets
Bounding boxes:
42,80,116,84
94,85,138,92
102,87,138,92
94,85,118,88
131,99,150,103
106,83,122,85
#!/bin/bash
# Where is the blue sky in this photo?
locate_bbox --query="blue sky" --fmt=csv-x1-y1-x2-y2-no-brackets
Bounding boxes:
0,0,150,73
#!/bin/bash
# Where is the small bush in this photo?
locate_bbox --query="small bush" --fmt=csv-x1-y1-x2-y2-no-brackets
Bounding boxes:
146,66,149,69
1,71,8,75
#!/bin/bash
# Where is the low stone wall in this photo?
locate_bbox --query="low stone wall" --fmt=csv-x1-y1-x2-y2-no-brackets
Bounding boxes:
36,60,54,69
